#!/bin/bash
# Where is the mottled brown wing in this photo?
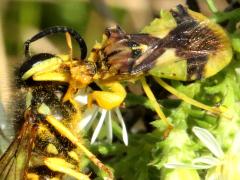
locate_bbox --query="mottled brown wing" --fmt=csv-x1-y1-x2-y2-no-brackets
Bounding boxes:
130,5,232,80
95,5,231,81
130,5,218,75
0,116,37,180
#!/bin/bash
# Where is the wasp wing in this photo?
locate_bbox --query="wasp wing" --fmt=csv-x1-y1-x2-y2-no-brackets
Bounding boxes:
0,116,37,180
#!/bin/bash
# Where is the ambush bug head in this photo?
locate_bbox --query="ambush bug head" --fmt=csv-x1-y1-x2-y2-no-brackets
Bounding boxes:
88,25,145,79
88,25,127,62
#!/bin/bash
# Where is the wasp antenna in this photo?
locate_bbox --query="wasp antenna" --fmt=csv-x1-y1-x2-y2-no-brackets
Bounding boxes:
24,26,87,60
24,40,31,58
176,4,188,14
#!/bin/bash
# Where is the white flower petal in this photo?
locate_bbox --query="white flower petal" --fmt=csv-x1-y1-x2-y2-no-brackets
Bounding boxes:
78,106,98,130
192,156,220,166
230,132,240,154
106,111,113,143
193,127,224,158
85,107,100,131
75,94,88,105
164,162,214,169
91,109,107,144
115,108,128,146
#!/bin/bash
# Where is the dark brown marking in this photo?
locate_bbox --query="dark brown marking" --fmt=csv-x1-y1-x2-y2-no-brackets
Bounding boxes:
165,4,220,80
105,25,125,40
187,56,207,79
130,44,165,74
104,50,122,61
91,48,98,52
126,40,140,47
128,34,159,45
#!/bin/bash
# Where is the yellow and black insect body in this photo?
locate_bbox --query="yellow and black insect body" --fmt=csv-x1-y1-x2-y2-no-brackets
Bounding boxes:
19,5,232,138
0,86,81,179
0,85,112,179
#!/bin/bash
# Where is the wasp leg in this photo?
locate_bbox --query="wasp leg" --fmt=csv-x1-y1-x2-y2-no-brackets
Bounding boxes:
59,32,83,127
88,82,127,110
140,77,173,137
45,115,113,179
68,97,82,129
44,157,90,180
26,173,40,180
154,78,228,118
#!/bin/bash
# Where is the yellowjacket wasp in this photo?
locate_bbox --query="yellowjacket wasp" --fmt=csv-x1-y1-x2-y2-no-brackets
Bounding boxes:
0,4,232,179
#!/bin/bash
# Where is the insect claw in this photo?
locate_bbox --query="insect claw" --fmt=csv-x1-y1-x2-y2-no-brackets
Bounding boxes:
163,125,174,139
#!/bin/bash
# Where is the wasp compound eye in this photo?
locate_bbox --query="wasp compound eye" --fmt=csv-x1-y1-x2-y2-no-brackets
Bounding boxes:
19,53,55,78
24,26,87,60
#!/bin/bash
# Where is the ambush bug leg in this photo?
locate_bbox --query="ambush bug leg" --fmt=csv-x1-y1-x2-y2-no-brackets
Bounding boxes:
44,157,90,180
154,78,230,119
140,77,173,137
88,82,127,110
45,115,114,179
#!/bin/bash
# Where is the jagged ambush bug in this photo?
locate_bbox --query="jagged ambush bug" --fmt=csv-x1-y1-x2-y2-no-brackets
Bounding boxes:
19,4,231,150
0,85,113,179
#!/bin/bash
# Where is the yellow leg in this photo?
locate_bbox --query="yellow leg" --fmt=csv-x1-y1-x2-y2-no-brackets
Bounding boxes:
69,98,82,129
33,72,70,82
27,173,40,180
140,77,173,136
44,157,90,180
61,86,82,131
88,81,126,110
45,115,113,179
154,78,227,117
62,33,83,127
